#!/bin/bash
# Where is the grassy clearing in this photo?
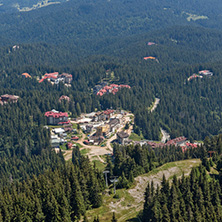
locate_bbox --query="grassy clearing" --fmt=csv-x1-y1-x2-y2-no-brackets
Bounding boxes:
86,159,201,221
182,12,208,22
59,144,67,150
80,148,90,155
129,133,144,141
146,159,201,179
92,160,106,171
86,189,135,221
74,143,83,148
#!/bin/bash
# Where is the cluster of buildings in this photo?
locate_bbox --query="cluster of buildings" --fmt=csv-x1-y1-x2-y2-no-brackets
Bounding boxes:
39,72,73,85
75,109,129,145
45,109,70,125
0,94,19,105
187,70,213,81
94,82,131,96
134,136,199,152
50,127,77,148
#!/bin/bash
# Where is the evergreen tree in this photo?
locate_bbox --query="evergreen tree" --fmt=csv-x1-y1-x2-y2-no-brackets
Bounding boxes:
111,212,117,222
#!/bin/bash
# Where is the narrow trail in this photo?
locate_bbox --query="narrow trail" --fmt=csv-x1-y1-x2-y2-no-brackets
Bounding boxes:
160,127,171,143
150,98,160,113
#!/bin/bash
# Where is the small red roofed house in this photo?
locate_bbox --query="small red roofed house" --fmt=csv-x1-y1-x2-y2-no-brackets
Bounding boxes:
59,95,70,103
67,142,73,149
186,142,198,148
1,94,19,103
144,56,156,60
110,84,119,88
71,136,79,141
83,140,90,145
147,42,156,46
22,73,32,78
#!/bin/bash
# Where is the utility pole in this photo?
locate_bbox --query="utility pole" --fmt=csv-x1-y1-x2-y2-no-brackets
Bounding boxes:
110,176,118,194
103,170,110,188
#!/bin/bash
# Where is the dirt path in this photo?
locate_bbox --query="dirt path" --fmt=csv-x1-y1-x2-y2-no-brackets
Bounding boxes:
150,98,160,113
160,127,171,143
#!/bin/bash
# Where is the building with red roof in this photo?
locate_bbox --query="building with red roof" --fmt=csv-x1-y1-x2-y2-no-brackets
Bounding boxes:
45,110,69,125
1,94,19,103
147,42,156,46
22,73,32,78
67,142,73,149
39,72,72,84
59,95,70,103
71,136,79,141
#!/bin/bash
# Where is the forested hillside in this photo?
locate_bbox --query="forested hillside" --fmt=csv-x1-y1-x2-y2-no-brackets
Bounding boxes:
1,0,222,44
1,0,222,221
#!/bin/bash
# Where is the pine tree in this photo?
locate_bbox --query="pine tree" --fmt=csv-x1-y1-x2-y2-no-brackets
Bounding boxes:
83,214,89,222
111,212,117,222
161,204,170,222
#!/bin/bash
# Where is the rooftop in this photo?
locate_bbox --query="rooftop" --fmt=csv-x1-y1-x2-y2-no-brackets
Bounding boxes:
117,131,129,138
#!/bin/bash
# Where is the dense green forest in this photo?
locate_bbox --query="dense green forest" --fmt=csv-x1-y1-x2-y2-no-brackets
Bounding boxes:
1,0,222,44
0,149,104,221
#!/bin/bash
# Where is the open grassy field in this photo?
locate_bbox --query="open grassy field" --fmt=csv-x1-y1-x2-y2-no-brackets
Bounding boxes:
85,159,201,221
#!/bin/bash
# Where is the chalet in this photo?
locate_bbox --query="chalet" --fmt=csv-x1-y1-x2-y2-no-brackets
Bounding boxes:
109,118,120,133
117,131,129,145
53,128,65,135
93,85,103,94
198,70,213,76
22,73,32,78
147,42,156,46
83,140,90,145
96,125,110,137
71,136,79,141
185,142,198,148
39,72,72,84
1,94,19,103
59,95,70,103
45,110,69,125
64,127,73,133
147,141,165,148
50,135,60,148
58,73,73,84
89,136,105,145
166,136,187,146
86,124,93,133
144,56,156,60
95,84,131,96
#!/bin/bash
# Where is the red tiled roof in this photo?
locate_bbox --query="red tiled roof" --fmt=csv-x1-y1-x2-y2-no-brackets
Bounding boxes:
45,111,68,118
71,136,79,140
22,73,31,78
